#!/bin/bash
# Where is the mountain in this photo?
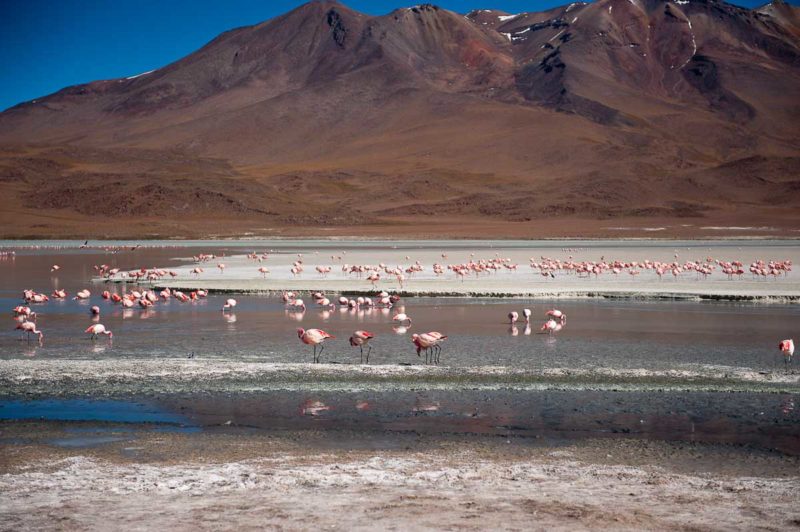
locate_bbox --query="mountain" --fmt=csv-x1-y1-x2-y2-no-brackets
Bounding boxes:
1,0,798,238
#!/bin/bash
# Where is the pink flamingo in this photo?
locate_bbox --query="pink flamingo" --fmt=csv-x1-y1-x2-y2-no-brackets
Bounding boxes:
297,328,335,363
541,319,561,334
523,308,532,324
392,312,412,324
350,330,375,363
287,298,306,312
86,323,113,340
16,320,43,342
91,305,100,316
13,306,36,321
779,339,794,369
508,311,519,324
412,332,447,364
222,298,237,311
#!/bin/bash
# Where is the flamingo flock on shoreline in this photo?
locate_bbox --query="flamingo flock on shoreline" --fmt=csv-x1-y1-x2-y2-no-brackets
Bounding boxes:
5,246,797,370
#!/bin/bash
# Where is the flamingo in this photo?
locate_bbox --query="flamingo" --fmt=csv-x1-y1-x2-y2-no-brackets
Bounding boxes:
392,312,412,324
522,308,532,324
51,264,60,272
222,298,237,311
258,267,270,278
779,339,794,369
412,332,447,364
297,328,334,363
86,323,113,340
316,297,335,309
546,309,566,324
349,330,375,363
91,305,100,316
16,320,43,341
541,319,560,334
288,298,306,312
508,311,519,324
13,306,36,321
73,289,91,300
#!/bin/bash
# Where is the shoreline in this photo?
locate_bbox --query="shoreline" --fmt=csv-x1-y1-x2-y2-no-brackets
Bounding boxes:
83,238,800,300
137,281,800,302
2,360,798,397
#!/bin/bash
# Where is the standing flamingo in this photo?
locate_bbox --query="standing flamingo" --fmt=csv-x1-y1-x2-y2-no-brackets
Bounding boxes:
541,319,560,334
222,298,237,311
287,298,307,312
779,339,794,369
412,332,447,364
86,323,113,340
522,308,532,324
392,312,412,324
298,328,335,363
16,321,43,341
349,330,375,363
508,311,519,324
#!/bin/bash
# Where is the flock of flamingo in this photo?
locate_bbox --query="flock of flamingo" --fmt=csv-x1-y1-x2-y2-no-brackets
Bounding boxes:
5,248,797,369
62,247,793,287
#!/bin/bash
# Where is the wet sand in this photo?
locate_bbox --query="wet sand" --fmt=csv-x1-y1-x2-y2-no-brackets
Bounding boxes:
2,359,798,397
2,422,799,531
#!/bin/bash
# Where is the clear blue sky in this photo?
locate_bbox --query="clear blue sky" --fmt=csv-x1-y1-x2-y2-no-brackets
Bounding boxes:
0,0,791,111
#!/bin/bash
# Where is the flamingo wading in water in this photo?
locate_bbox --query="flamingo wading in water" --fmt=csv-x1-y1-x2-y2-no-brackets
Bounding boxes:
779,339,794,370
412,332,447,364
298,328,335,363
16,321,43,342
86,323,113,340
349,330,375,364
392,312,412,325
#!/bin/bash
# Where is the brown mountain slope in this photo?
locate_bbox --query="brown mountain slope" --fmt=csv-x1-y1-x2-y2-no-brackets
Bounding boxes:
0,0,798,239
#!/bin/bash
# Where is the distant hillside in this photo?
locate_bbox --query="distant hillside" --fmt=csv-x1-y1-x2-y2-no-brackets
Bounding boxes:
1,0,798,238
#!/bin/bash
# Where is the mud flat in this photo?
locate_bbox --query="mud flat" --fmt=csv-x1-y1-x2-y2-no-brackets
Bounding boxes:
2,359,799,397
1,425,799,531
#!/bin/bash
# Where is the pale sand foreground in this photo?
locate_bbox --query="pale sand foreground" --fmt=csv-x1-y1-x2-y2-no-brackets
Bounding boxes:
136,242,800,299
2,429,799,531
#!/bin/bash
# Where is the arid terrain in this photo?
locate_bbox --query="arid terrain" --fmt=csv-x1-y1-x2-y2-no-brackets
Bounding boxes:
0,0,799,238
2,424,799,531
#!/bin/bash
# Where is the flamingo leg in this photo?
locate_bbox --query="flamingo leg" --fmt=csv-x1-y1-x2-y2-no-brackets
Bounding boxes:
313,345,317,364
318,344,325,363
360,346,364,364
367,345,372,364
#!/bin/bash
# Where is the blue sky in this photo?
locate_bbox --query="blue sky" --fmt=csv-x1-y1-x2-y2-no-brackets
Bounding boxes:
0,0,791,111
